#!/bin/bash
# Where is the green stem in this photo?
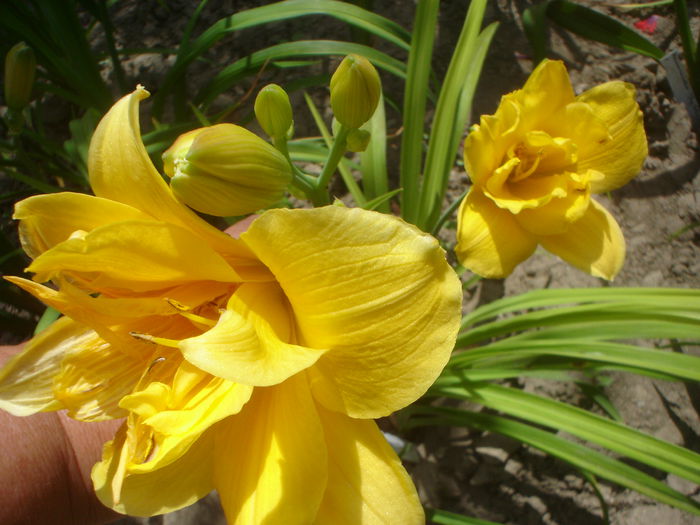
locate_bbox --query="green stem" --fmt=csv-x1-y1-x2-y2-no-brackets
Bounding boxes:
312,126,350,205
272,135,317,197
430,190,466,236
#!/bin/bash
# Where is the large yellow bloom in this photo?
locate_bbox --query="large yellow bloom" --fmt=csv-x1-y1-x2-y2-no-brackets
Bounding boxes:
456,59,647,280
0,88,462,524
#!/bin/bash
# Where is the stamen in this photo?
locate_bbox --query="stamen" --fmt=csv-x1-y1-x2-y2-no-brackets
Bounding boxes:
129,332,181,348
165,298,217,327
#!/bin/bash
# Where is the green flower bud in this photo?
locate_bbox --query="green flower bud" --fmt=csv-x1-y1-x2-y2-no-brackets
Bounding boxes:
254,83,293,139
330,54,381,129
4,42,36,110
346,129,371,152
162,123,292,216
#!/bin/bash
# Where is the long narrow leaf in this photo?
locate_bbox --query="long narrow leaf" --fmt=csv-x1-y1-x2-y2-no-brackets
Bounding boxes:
427,508,502,525
417,0,488,230
449,339,700,382
399,0,440,224
458,303,700,346
408,407,700,515
433,382,700,484
360,93,389,211
546,0,664,60
153,0,410,117
462,287,700,328
198,41,405,107
522,1,550,63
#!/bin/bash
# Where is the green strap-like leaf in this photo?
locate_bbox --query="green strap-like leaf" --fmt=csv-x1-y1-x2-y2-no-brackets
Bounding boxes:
408,407,700,516
417,0,489,230
449,339,700,382
427,508,502,525
545,0,664,60
462,287,700,328
433,382,700,484
522,1,551,64
399,0,440,224
198,41,405,107
152,0,409,117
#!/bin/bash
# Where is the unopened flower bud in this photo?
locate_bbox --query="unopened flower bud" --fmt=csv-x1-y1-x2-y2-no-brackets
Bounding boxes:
162,123,292,216
4,42,36,110
330,54,381,129
346,129,371,152
254,84,293,139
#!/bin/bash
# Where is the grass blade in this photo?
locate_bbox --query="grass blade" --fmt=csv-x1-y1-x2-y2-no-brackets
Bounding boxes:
433,382,700,484
417,0,488,230
360,92,389,211
198,41,405,107
399,0,440,224
546,0,664,60
409,407,700,515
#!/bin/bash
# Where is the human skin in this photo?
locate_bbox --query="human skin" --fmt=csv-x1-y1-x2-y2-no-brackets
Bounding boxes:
0,218,255,525
0,344,122,525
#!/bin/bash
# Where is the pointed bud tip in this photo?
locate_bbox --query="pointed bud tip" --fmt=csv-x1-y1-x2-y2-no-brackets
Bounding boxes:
254,83,293,139
330,54,381,129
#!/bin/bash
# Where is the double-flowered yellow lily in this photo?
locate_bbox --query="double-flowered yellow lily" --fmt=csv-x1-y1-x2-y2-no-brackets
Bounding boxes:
0,87,462,524
456,59,647,280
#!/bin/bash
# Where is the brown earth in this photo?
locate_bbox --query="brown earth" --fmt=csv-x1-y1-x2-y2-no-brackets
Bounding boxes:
4,0,699,523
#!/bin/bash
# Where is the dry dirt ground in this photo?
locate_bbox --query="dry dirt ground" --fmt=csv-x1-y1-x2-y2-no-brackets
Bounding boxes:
9,0,700,523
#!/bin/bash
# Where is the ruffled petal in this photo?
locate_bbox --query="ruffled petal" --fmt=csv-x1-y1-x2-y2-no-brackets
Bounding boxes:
456,188,537,278
53,332,146,421
5,277,155,353
242,207,461,419
0,316,77,415
123,360,253,437
180,282,326,387
314,407,423,525
92,422,216,517
14,192,151,259
87,87,261,266
518,59,575,130
27,220,242,292
513,170,593,236
214,374,327,525
575,81,647,193
539,199,625,280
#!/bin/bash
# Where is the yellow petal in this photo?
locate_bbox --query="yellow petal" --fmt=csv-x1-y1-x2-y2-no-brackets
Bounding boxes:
180,282,326,386
92,422,216,517
14,192,151,259
214,374,327,525
0,316,78,415
314,407,423,525
466,99,526,188
242,206,462,419
27,220,242,292
54,330,146,421
455,188,537,278
576,81,647,193
513,170,593,236
465,60,575,188
87,87,259,263
518,59,575,129
539,199,625,280
126,361,253,436
5,276,154,353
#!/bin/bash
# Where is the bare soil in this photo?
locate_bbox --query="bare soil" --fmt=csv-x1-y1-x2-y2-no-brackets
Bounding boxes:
7,0,700,523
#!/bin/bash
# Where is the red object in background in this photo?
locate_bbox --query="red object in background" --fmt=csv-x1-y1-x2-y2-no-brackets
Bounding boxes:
634,15,659,35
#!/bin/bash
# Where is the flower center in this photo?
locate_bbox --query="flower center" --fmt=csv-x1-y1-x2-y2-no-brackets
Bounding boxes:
506,131,578,184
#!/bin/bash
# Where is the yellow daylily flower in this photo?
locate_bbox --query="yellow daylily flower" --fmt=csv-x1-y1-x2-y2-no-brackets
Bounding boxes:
0,87,462,524
456,59,647,280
